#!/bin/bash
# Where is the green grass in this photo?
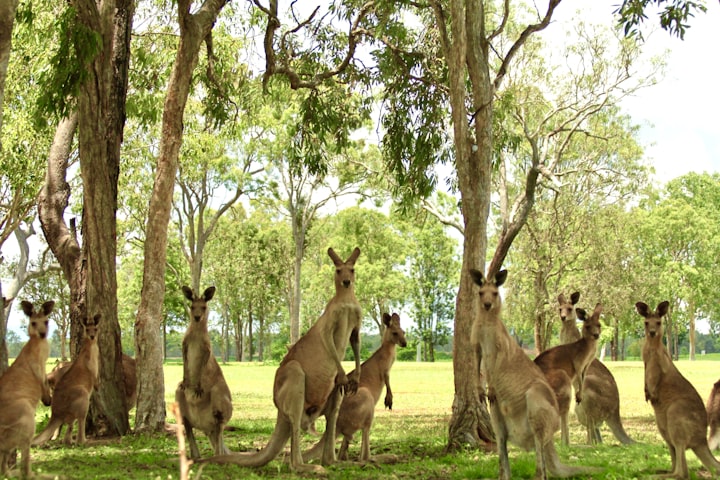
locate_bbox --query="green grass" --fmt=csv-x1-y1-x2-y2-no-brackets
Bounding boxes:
13,359,720,479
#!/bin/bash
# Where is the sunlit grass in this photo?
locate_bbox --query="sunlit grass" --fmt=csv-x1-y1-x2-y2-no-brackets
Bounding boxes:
17,359,720,479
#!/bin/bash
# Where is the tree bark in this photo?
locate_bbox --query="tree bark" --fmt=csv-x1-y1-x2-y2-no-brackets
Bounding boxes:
0,0,18,145
133,0,230,433
71,0,134,437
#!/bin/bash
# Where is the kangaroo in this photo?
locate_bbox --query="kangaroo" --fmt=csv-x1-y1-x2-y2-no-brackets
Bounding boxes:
175,286,233,460
203,247,363,474
534,303,603,445
0,300,54,478
33,313,101,446
556,293,634,445
470,269,596,480
707,379,720,450
48,353,136,411
305,311,407,463
637,300,720,478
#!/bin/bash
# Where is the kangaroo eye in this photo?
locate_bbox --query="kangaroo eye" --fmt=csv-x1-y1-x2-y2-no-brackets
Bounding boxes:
336,269,341,274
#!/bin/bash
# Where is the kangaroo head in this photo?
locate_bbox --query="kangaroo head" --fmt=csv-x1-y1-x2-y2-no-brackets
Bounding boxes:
577,303,603,340
636,300,669,339
20,300,55,340
82,313,102,341
382,312,407,347
469,269,508,312
328,247,360,291
182,285,216,323
558,292,580,324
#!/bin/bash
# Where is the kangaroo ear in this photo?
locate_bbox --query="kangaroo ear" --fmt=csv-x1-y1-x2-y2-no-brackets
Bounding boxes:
328,248,343,266
558,293,566,305
392,312,401,325
346,247,361,265
576,308,587,320
181,286,194,301
203,286,216,302
494,270,508,287
592,303,603,317
469,269,485,286
657,301,670,317
570,292,580,305
383,313,391,327
41,301,56,316
93,313,102,325
635,302,650,318
20,300,34,317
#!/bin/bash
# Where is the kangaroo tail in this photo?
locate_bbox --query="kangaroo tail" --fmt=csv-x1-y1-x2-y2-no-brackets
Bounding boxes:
32,417,63,446
606,410,636,444
545,441,602,478
694,444,720,474
200,412,291,466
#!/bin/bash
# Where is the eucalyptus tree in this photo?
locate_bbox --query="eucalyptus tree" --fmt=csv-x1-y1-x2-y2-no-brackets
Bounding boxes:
0,0,18,142
404,211,460,362
133,0,235,433
633,173,720,360
614,0,711,39
206,205,291,361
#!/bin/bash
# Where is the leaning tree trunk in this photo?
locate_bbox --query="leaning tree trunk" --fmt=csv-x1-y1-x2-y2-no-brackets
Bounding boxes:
133,0,230,433
73,0,134,437
37,113,87,355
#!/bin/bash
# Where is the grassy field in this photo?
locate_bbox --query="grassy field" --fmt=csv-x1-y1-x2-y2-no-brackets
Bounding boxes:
15,359,720,479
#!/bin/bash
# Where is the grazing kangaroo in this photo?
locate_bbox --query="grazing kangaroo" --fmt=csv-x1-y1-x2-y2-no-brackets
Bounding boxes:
33,313,101,446
470,269,596,480
0,300,54,478
535,303,603,445
637,300,720,478
707,379,720,450
556,293,634,445
203,247,363,474
175,286,233,460
305,311,407,462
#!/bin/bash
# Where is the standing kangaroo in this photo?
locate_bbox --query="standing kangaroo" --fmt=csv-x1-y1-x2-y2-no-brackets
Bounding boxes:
33,313,101,446
556,293,634,445
0,300,54,478
637,300,720,478
203,247,363,474
47,354,137,411
534,303,603,446
175,286,233,460
306,312,407,462
470,269,596,480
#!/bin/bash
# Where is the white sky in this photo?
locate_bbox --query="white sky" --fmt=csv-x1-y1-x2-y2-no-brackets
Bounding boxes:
551,0,720,185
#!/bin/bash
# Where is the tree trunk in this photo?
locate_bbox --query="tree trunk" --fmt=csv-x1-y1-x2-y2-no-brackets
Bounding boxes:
689,300,696,361
258,314,264,362
133,0,230,433
290,224,303,344
73,0,133,437
0,0,18,145
445,1,496,450
37,113,87,360
248,306,254,361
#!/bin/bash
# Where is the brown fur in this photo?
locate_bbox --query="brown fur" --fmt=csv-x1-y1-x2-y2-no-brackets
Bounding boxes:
33,314,101,446
707,379,720,450
556,293,634,445
637,300,720,478
535,303,603,445
175,286,233,460
47,354,136,411
306,312,407,462
202,247,363,474
0,300,54,478
470,270,596,480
